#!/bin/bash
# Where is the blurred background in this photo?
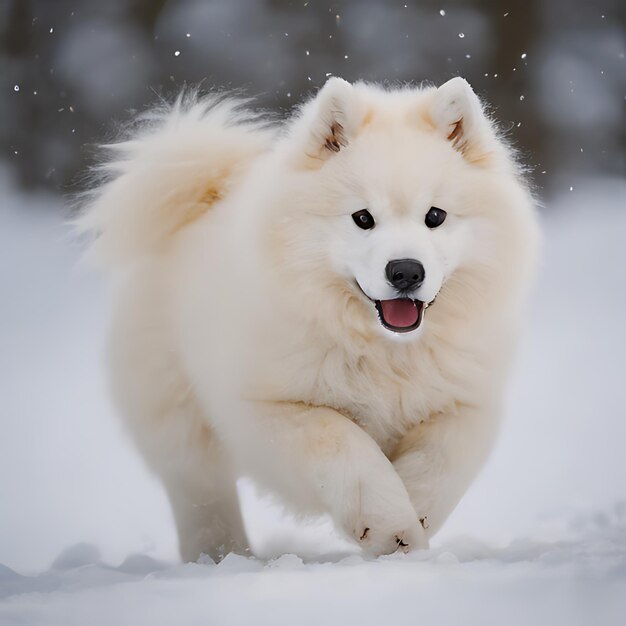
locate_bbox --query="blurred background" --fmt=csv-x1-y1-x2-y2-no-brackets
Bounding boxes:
0,0,624,577
1,0,624,192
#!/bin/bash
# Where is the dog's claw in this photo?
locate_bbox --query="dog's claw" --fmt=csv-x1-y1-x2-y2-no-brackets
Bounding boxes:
359,527,370,541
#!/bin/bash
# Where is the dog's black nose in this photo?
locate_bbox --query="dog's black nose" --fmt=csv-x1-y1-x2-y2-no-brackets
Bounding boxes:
385,259,425,291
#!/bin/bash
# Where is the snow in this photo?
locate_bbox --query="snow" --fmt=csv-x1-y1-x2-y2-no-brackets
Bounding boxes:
1,169,625,624
1,514,625,626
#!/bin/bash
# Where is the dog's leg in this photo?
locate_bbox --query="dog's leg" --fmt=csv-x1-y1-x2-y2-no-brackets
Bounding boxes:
390,404,498,537
165,465,249,563
227,402,426,556
107,273,250,563
157,420,250,563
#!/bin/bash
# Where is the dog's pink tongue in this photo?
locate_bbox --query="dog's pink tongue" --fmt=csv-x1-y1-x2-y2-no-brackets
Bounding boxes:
379,299,418,328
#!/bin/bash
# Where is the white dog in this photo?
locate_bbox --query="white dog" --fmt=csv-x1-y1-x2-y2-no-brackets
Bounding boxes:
79,77,539,561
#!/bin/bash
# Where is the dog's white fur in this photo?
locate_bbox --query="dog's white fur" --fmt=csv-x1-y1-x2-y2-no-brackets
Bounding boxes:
79,77,539,561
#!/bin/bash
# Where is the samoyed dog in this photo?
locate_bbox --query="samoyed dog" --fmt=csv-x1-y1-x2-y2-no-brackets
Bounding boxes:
79,77,539,561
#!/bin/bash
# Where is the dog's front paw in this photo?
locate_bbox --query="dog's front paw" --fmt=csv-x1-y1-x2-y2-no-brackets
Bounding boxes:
352,514,427,556
341,474,428,556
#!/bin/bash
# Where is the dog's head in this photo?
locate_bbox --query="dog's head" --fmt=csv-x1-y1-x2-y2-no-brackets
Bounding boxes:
266,78,538,342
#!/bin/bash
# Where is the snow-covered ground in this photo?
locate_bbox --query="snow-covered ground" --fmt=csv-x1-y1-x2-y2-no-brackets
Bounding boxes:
0,169,625,625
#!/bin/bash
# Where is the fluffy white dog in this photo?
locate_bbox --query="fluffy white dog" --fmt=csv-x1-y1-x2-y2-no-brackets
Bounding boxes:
79,77,539,561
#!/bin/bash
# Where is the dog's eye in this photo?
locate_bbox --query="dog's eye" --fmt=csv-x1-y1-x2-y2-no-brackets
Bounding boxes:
352,209,376,230
425,206,447,229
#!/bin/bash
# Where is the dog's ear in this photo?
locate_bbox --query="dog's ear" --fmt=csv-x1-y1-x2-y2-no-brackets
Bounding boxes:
300,77,364,164
428,77,493,163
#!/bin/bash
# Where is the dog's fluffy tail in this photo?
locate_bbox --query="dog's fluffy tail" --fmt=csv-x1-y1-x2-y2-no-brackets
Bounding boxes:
75,93,274,268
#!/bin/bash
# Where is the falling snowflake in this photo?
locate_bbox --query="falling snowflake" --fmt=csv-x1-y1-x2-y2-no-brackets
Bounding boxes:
439,9,446,16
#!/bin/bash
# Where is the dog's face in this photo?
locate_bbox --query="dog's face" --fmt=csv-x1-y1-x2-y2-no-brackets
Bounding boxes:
322,129,485,339
272,78,533,341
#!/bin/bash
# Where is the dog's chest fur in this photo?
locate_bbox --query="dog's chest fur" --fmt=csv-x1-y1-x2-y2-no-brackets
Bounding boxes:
268,332,466,455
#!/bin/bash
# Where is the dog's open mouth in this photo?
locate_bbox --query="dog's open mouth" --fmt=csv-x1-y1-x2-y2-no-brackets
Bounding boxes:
354,281,428,334
374,298,425,333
